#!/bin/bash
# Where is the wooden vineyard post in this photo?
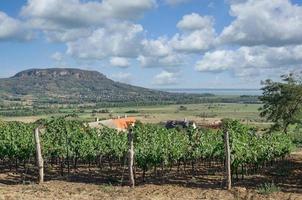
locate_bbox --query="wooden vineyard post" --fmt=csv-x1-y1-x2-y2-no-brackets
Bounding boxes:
34,127,44,184
128,128,135,188
224,130,231,190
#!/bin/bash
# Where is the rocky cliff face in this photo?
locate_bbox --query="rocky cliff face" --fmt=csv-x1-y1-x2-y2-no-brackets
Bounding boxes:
13,68,107,80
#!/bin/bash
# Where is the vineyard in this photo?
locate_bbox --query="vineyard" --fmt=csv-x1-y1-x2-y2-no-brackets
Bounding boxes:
0,117,294,187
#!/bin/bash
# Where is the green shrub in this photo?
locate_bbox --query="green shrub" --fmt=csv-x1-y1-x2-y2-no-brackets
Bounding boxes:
257,182,280,195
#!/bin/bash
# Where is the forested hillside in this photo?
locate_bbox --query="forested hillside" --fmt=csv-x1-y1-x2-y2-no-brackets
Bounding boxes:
0,68,210,105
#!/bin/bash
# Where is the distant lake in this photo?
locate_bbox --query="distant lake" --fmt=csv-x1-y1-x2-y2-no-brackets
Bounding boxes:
159,88,262,96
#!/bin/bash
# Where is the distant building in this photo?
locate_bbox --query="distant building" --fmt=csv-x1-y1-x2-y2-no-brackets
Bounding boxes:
88,116,136,132
165,119,197,129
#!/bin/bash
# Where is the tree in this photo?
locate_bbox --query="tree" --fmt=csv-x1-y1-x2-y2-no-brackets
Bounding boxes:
259,72,302,133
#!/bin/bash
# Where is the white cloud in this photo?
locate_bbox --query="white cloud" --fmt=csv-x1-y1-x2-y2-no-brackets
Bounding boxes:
110,57,130,68
138,54,184,68
177,13,214,31
0,11,32,41
153,70,180,85
138,37,185,68
67,22,144,59
195,50,235,72
195,45,302,77
142,38,171,57
51,52,64,62
102,0,157,19
44,28,92,42
219,0,302,46
21,0,156,42
135,13,216,68
171,30,215,53
165,0,191,6
21,0,156,29
14,0,302,86
139,37,186,68
226,0,248,5
16,1,215,71
111,72,133,83
171,13,216,53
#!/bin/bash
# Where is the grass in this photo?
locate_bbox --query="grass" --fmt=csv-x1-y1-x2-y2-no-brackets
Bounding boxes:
0,103,266,126
85,103,265,126
99,183,114,193
256,182,280,195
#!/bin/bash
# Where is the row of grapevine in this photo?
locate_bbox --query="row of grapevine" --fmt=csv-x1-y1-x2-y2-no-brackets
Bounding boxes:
0,121,35,169
222,119,293,179
0,118,294,181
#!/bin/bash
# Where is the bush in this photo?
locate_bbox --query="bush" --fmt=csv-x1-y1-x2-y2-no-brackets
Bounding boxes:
288,124,302,146
178,105,187,111
125,110,139,114
257,182,280,195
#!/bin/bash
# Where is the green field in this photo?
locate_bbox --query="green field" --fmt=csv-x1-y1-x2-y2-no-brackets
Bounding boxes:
0,103,267,126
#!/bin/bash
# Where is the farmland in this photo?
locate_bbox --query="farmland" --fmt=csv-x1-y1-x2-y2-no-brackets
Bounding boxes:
3,0,302,198
0,103,264,125
0,115,301,199
0,98,301,200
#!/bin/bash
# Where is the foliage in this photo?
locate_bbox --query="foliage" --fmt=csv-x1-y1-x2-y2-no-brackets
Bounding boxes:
221,119,293,169
178,105,188,111
259,73,302,133
134,120,292,173
0,121,35,161
42,117,86,159
42,117,127,161
257,182,280,195
0,118,293,178
134,123,189,170
125,110,139,114
288,124,302,146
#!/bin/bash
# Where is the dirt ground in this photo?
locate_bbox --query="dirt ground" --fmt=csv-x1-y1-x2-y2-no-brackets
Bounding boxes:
0,180,301,200
0,182,300,200
0,151,301,200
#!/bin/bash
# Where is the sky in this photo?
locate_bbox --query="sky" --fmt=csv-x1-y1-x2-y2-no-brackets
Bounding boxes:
0,0,302,89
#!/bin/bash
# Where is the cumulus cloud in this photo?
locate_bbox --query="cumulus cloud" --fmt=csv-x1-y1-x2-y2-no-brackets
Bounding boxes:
138,38,185,68
102,0,157,19
12,0,302,83
195,45,302,77
110,57,130,68
177,13,214,31
138,37,187,68
16,1,215,70
226,0,248,5
142,38,171,57
138,54,185,68
44,28,92,42
171,13,216,53
165,0,192,6
21,0,156,29
219,0,302,46
20,0,192,70
21,0,156,42
51,52,64,62
0,11,32,41
153,70,180,85
171,30,215,53
137,13,216,68
67,22,144,59
111,72,133,83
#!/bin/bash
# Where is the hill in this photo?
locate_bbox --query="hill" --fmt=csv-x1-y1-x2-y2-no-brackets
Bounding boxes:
0,68,208,105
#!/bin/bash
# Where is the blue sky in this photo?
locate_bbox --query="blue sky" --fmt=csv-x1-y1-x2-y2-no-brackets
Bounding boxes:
0,0,302,89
